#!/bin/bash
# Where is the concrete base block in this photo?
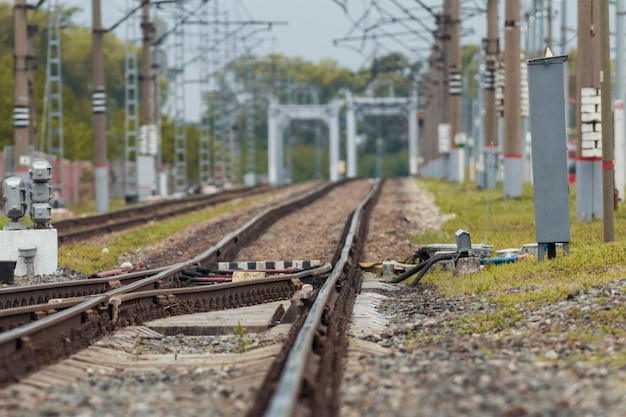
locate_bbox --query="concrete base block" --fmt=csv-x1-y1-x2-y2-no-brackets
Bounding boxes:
0,228,58,276
503,157,523,198
454,257,481,276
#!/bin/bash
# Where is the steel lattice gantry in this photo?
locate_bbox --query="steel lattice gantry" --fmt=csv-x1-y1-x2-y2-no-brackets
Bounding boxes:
345,91,419,177
124,1,139,200
267,97,341,185
198,0,212,187
46,0,65,201
173,4,188,193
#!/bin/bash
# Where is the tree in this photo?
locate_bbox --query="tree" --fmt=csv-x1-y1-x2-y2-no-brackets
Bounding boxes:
0,2,128,162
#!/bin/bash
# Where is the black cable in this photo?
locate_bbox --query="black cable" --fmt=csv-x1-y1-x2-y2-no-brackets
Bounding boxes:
390,251,459,284
409,251,459,287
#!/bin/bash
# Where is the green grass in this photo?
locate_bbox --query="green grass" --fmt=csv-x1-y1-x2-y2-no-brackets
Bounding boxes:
64,197,129,216
408,178,626,362
59,197,264,272
414,178,626,303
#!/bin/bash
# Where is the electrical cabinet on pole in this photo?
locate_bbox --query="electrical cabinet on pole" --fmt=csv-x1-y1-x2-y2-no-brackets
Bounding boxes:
13,0,30,181
503,0,522,198
576,0,602,221
92,0,109,213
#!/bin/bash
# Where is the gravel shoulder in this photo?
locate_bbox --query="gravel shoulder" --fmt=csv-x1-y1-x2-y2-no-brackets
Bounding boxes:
341,178,626,417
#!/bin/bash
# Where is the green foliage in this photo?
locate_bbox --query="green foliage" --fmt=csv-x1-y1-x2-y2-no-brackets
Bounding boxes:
0,1,453,183
132,346,143,361
232,321,253,354
0,3,129,161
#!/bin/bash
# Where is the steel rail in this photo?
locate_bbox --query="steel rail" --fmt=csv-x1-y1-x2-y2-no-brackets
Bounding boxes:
0,180,347,385
0,263,331,336
0,266,173,310
263,179,381,417
0,181,330,310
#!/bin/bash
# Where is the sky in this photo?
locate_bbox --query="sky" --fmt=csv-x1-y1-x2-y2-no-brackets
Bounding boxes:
59,0,579,121
63,0,510,71
68,0,381,71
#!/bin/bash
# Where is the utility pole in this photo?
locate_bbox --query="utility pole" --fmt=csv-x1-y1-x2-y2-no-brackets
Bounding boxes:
600,0,614,241
435,9,450,178
576,0,602,221
560,0,567,55
448,0,463,183
92,0,109,213
435,21,446,172
503,0,522,198
137,0,159,199
532,0,545,57
482,0,499,189
26,22,37,158
13,0,30,180
616,0,626,203
546,1,553,50
617,0,625,104
141,1,154,130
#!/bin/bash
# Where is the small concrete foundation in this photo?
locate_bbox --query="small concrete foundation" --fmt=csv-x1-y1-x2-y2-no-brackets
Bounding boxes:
0,228,57,276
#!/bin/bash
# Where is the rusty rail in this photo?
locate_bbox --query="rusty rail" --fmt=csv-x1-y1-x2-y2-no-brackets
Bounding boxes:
0,180,347,386
256,178,383,417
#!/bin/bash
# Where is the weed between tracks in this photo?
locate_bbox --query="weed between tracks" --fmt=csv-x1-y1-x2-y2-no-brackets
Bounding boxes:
232,321,253,354
408,178,626,358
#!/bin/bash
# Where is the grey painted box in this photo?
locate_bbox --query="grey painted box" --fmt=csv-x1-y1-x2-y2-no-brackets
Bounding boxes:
527,54,571,244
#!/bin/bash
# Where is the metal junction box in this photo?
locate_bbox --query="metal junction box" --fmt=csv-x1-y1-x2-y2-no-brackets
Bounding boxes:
527,54,570,260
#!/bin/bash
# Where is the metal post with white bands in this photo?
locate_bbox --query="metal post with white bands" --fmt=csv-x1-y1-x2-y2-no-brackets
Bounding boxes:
92,89,106,114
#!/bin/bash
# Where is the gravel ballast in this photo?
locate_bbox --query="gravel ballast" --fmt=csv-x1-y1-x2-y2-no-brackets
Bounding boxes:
5,177,625,417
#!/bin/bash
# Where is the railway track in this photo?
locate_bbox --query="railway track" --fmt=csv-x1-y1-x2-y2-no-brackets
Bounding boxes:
54,185,273,244
0,178,382,417
0,180,342,345
2,178,622,417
